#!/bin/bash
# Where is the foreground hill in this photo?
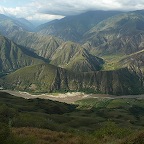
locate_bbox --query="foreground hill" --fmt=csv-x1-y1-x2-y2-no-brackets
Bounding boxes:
1,63,143,95
0,90,144,144
0,36,45,72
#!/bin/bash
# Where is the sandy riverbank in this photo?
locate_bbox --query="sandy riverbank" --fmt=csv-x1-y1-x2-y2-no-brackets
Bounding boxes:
1,90,144,103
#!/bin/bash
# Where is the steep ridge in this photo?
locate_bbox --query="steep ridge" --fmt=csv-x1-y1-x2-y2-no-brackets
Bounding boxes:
1,63,57,91
0,12,143,95
65,49,104,72
119,50,144,68
50,41,82,66
119,50,144,90
6,31,63,59
50,41,104,72
52,67,143,95
3,27,105,73
1,63,143,95
0,14,63,60
83,12,144,56
0,35,45,72
36,11,122,42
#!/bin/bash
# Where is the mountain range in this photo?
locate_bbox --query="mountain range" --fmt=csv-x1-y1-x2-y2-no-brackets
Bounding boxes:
0,10,143,95
83,12,144,56
1,63,142,95
0,35,45,73
36,11,122,42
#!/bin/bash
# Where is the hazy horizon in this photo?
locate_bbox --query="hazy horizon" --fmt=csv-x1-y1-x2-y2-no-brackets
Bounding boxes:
0,0,144,24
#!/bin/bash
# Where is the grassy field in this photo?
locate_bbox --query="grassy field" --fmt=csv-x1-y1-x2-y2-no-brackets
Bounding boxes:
0,92,144,143
101,54,126,70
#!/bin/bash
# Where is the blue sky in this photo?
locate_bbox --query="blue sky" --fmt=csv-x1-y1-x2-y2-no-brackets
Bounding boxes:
0,0,144,23
0,0,32,7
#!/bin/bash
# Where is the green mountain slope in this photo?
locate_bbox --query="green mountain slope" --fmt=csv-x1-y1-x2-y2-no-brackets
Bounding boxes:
83,12,144,56
65,49,104,72
0,36,45,72
50,41,104,72
119,49,144,69
1,63,61,92
9,32,63,59
0,14,33,36
1,63,143,95
118,50,144,89
36,11,122,42
3,27,105,73
50,41,82,66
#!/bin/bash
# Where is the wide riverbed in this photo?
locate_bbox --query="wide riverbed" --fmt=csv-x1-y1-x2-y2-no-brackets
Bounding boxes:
1,90,144,103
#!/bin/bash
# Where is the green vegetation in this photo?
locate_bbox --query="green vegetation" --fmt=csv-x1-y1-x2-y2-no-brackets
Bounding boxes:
65,48,104,72
1,62,143,95
0,92,144,143
84,12,144,57
0,11,143,96
118,49,144,69
0,35,46,73
0,10,144,144
9,32,63,59
36,11,121,42
50,41,82,67
1,63,56,92
102,54,126,70
76,98,112,109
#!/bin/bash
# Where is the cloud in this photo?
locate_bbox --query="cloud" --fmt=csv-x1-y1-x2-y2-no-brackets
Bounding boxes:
0,4,64,22
39,0,144,16
26,13,64,21
0,0,144,23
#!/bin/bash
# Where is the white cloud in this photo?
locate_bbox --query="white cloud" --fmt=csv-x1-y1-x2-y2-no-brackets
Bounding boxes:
26,13,64,21
0,4,63,22
38,0,144,15
0,0,144,23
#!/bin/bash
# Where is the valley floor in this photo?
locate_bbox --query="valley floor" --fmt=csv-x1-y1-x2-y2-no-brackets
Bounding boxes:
1,90,144,103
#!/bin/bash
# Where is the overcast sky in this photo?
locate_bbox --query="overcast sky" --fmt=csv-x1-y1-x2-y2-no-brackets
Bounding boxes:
0,0,144,23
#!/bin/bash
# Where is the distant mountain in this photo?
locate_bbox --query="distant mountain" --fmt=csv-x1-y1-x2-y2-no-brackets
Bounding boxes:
16,17,34,30
0,11,143,95
83,12,144,56
50,41,104,72
6,31,104,72
50,41,82,66
65,49,104,72
3,30,63,59
0,14,33,37
36,11,122,42
134,10,144,16
1,63,143,95
0,35,45,72
119,49,144,68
